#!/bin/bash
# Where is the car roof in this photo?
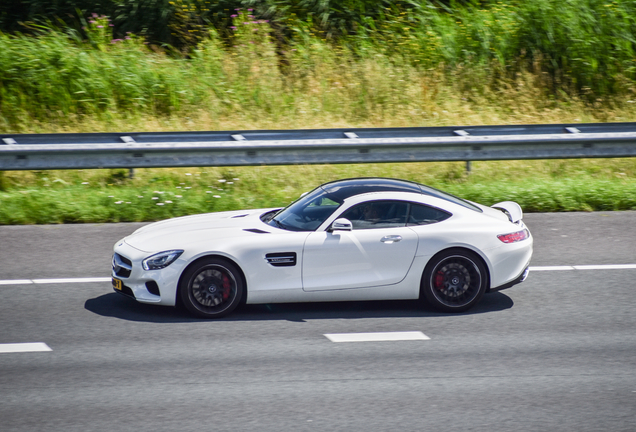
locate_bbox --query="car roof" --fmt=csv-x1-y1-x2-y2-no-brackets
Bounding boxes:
319,178,482,212
320,178,421,201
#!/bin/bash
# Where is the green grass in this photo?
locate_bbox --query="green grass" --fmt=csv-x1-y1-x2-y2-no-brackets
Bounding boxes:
1,159,635,225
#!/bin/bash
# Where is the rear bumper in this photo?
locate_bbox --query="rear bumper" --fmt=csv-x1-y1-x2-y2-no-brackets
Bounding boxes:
489,265,530,292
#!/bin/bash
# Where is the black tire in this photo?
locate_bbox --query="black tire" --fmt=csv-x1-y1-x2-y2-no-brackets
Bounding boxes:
421,249,487,313
179,257,244,319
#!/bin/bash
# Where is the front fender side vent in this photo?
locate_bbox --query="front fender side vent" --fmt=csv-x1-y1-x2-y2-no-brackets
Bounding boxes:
265,252,297,267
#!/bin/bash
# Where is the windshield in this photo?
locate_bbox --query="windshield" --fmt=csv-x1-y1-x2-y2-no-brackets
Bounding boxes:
265,187,342,231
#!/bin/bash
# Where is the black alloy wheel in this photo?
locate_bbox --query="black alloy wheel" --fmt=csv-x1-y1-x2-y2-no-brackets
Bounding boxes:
179,258,244,318
421,250,487,313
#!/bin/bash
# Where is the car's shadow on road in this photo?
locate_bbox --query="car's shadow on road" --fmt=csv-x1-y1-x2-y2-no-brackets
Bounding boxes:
84,291,514,323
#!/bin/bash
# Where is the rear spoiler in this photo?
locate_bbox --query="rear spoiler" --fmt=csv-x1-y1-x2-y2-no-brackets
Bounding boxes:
491,201,523,224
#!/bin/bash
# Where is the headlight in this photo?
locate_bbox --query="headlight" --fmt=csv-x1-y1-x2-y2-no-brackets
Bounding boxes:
142,250,184,271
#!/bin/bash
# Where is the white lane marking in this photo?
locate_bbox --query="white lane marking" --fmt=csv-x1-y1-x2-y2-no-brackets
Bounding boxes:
325,331,430,343
530,266,574,271
573,264,636,270
0,277,110,285
530,264,636,271
32,277,111,284
0,279,33,285
0,342,52,353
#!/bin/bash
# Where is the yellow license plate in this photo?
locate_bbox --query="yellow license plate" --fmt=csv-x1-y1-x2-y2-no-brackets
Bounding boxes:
112,278,123,291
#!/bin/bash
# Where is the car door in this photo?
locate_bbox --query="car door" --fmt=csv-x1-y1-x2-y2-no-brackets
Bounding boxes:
302,200,419,291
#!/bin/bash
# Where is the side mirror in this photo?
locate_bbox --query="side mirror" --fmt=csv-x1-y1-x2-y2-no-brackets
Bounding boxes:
331,218,353,232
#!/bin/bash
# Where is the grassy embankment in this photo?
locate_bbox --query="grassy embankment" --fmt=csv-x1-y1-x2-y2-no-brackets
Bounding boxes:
1,2,635,224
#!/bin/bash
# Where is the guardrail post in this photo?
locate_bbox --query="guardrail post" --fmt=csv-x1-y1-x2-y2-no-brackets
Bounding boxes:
120,136,137,179
453,130,472,174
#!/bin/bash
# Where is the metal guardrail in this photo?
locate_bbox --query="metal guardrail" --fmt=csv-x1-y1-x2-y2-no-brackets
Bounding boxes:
2,123,636,170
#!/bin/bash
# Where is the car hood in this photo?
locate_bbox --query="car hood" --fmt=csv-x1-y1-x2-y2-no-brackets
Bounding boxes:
124,208,279,253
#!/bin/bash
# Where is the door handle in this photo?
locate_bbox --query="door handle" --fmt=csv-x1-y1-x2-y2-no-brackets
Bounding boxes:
381,235,402,244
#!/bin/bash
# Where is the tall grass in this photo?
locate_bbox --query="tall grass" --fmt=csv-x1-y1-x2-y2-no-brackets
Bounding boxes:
2,1,636,131
353,0,636,98
0,17,437,128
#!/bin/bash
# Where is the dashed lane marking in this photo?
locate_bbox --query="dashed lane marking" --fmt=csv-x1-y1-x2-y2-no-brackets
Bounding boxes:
0,343,52,353
325,331,430,343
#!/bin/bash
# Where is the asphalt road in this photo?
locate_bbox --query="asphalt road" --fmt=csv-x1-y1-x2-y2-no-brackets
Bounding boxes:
1,212,635,432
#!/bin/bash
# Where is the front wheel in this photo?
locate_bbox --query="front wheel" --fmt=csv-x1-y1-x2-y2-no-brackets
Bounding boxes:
421,250,487,313
179,258,244,318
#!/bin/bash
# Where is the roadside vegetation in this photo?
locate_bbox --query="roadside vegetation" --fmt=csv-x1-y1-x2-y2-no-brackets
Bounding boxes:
0,0,635,223
1,158,635,224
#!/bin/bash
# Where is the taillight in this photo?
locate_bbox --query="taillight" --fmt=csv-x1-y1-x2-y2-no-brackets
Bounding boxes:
497,229,529,243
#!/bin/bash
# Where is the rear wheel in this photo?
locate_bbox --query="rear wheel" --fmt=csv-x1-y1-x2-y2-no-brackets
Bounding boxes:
179,258,244,318
421,250,487,313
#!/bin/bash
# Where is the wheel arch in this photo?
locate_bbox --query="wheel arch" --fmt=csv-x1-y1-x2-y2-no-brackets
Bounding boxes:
175,254,248,307
420,246,492,297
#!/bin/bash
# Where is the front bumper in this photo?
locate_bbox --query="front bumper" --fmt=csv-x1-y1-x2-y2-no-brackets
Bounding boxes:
112,240,183,306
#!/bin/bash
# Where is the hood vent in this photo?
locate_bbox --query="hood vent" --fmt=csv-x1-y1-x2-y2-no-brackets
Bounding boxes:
244,228,270,234
232,214,249,218
265,252,297,267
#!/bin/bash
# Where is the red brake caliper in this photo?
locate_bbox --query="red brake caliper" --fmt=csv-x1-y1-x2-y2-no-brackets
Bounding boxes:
434,271,445,290
222,274,231,300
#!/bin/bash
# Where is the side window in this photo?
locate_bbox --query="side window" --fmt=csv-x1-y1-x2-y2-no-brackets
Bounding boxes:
340,201,409,230
407,204,451,226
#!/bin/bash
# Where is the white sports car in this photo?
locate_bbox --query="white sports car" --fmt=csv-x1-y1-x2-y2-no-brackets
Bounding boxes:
112,178,532,318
